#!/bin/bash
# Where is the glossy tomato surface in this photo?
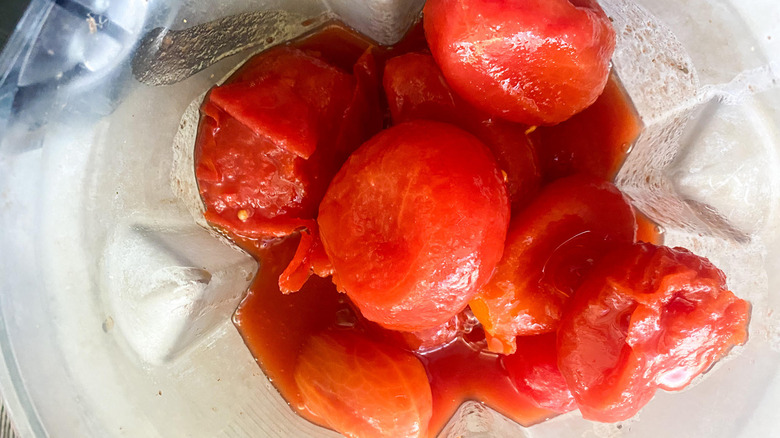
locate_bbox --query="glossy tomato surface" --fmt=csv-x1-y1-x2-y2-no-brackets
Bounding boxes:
294,330,433,438
318,120,510,332
208,46,355,160
470,174,636,354
502,333,576,413
423,0,616,125
277,224,334,293
557,243,751,422
383,52,540,212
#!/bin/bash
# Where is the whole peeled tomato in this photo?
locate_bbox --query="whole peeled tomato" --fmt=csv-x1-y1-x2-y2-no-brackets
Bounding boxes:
423,0,616,125
295,330,432,438
557,243,751,422
318,120,510,332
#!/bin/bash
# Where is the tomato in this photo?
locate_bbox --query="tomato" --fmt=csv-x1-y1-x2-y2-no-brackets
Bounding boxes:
383,53,540,212
502,333,576,413
469,174,636,354
318,120,510,332
295,330,432,438
423,0,616,125
335,48,384,162
557,243,751,422
196,100,312,237
195,46,381,240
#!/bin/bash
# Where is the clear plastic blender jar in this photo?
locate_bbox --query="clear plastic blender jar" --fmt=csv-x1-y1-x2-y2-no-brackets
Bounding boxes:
0,0,778,436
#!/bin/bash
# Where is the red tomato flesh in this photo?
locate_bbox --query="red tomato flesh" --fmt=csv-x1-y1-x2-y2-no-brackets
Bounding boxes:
208,46,355,160
318,120,510,332
502,333,576,413
423,0,616,125
470,174,636,354
196,46,381,240
557,243,751,422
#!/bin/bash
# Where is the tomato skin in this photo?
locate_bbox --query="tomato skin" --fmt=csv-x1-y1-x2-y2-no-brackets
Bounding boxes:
207,46,355,160
557,243,751,422
318,120,510,332
383,53,540,212
501,334,576,413
294,330,433,438
470,174,636,354
423,0,616,125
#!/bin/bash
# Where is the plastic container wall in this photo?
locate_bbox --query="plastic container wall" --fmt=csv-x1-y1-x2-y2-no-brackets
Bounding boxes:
0,0,778,437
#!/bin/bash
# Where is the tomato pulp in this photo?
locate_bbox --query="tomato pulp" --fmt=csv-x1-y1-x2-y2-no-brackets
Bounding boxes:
557,243,750,422
190,12,748,438
215,22,652,437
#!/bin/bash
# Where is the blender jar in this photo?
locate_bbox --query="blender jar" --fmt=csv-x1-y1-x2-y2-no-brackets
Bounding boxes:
0,0,778,436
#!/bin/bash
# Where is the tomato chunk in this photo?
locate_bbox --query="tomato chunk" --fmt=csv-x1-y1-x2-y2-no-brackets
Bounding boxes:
196,46,382,240
295,330,432,438
470,174,636,354
196,99,312,237
557,243,750,422
383,52,540,212
423,0,616,125
318,120,510,332
502,333,576,413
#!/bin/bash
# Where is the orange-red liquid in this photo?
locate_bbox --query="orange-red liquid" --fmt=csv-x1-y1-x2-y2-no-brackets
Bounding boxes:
532,73,643,184
216,21,660,437
232,237,346,422
233,235,552,435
